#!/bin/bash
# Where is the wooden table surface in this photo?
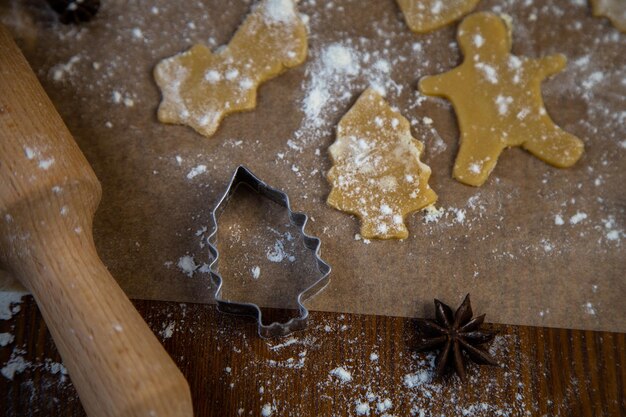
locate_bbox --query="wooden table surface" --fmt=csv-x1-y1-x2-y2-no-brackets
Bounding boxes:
1,297,624,417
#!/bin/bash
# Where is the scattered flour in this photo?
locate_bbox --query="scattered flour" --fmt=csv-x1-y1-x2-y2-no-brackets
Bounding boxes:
355,401,371,415
330,366,353,383
601,216,623,243
423,205,445,223
474,33,485,48
583,302,596,315
1,352,30,380
111,90,135,107
469,162,482,174
377,398,393,413
261,403,274,416
45,361,68,380
50,55,81,82
251,266,261,279
452,208,466,224
475,62,499,84
268,337,299,351
0,292,25,320
295,39,403,147
186,164,207,179
569,212,588,225
264,0,296,24
131,27,143,39
301,43,357,127
0,332,15,347
177,255,198,277
495,95,513,115
266,238,296,263
38,158,55,170
23,146,55,171
160,321,175,339
403,370,432,388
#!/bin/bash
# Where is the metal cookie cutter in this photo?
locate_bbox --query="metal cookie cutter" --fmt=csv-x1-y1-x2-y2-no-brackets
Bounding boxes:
207,165,331,338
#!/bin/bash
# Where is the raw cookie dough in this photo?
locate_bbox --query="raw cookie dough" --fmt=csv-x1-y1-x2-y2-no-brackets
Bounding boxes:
327,88,438,240
590,0,626,32
419,12,584,187
154,0,308,138
396,0,480,33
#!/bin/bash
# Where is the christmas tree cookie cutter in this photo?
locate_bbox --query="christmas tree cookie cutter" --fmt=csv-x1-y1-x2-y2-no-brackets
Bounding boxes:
207,165,331,338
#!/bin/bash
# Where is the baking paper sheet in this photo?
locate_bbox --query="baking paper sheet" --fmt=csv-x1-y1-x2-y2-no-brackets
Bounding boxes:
1,0,624,332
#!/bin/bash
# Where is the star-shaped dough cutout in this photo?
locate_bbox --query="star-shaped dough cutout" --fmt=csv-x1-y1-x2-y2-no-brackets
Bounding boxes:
154,0,308,138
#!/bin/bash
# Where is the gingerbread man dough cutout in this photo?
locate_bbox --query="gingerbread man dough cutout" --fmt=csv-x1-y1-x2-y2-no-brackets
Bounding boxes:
154,0,308,138
327,88,438,240
419,12,584,187
590,0,626,32
396,0,480,33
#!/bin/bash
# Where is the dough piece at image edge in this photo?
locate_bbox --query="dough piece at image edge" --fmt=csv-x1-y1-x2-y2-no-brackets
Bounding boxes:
154,0,308,138
419,12,584,187
396,0,480,33
327,88,438,240
590,0,626,32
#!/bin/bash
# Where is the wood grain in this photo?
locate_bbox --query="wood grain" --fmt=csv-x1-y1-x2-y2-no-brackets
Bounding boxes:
2,298,624,416
0,25,193,417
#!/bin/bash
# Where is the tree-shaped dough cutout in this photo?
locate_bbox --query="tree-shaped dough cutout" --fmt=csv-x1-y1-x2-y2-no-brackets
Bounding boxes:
154,0,308,138
419,12,584,187
327,88,438,240
397,0,480,33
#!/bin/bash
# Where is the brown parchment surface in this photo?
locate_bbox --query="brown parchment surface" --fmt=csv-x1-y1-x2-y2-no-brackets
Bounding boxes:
0,0,624,332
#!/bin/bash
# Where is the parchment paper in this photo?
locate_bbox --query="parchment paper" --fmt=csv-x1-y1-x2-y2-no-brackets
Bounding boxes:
1,0,624,332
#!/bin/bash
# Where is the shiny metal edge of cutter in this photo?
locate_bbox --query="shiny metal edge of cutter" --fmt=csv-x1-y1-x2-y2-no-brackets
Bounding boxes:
207,165,331,338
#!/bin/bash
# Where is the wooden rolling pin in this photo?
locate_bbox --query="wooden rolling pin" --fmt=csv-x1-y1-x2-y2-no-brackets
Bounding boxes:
0,26,194,417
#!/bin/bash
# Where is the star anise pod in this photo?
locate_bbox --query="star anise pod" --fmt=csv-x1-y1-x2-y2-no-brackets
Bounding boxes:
46,0,101,24
416,294,498,381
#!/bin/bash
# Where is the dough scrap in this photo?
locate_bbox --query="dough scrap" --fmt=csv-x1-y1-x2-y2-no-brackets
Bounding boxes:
396,0,480,33
327,88,438,240
590,0,626,32
419,12,584,187
154,0,308,138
